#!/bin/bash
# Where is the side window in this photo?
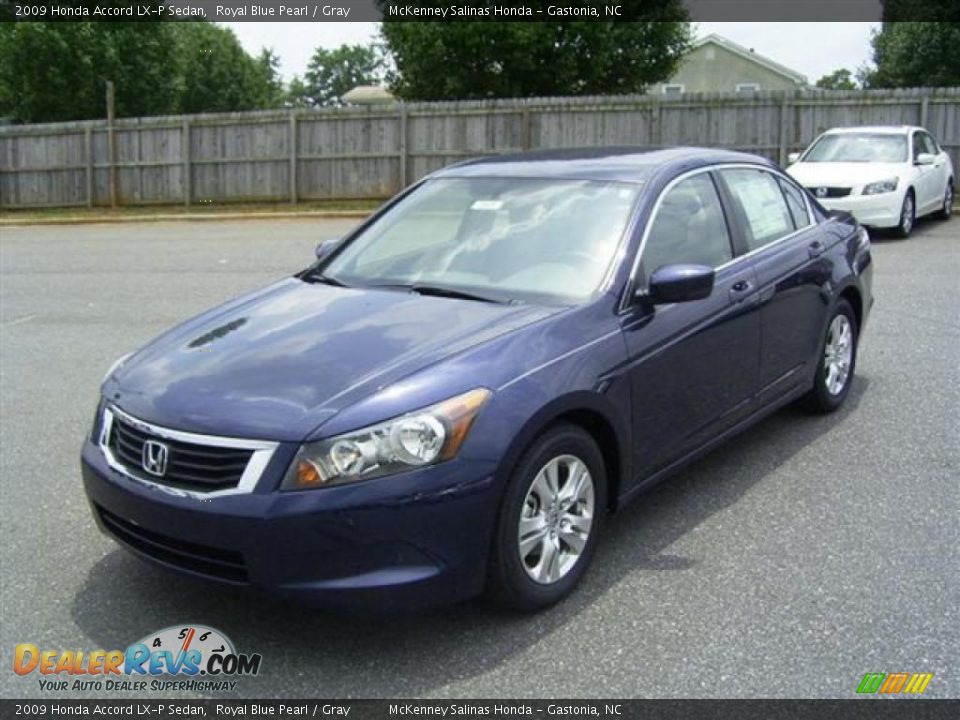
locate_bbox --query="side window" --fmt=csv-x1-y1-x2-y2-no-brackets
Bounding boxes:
911,132,925,161
641,173,733,276
719,169,795,252
778,177,810,229
920,132,938,155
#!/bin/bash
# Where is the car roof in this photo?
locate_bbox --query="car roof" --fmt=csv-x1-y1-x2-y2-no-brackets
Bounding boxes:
823,125,921,135
429,146,770,184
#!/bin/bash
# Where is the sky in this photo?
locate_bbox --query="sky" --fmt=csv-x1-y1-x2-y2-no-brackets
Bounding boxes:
222,22,880,86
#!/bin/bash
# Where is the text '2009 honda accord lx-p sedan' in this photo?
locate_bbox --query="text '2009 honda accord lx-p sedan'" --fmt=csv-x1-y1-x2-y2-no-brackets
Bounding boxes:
82,148,873,611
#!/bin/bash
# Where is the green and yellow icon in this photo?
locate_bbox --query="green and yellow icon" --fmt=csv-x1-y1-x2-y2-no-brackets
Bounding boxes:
856,672,933,695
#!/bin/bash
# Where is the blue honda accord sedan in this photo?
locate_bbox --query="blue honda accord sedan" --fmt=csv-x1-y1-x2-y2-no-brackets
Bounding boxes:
82,147,873,611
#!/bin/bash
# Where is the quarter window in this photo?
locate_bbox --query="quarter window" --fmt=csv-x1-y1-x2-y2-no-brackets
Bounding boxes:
641,173,733,276
778,177,811,229
719,169,796,252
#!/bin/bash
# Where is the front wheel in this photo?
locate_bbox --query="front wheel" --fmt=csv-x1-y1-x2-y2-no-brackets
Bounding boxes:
935,181,954,220
488,424,606,612
800,299,858,414
894,191,915,238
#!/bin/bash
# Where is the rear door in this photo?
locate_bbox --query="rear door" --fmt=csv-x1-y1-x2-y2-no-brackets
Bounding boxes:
620,170,761,482
716,167,832,404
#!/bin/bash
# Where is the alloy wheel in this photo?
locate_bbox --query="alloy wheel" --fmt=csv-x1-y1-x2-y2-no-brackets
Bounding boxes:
824,315,853,396
945,184,954,216
901,194,914,234
518,454,594,584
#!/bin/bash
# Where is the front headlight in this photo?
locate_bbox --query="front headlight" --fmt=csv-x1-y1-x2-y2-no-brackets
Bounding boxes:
862,177,899,195
282,388,491,490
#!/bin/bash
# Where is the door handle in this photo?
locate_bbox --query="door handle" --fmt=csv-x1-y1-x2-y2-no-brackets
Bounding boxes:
729,278,754,303
808,239,827,258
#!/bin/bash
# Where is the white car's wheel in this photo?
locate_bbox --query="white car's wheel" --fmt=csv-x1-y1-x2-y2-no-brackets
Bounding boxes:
894,191,915,238
936,181,954,220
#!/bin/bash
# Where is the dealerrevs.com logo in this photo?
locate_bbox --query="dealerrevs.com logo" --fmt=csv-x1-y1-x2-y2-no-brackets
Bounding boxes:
14,624,262,693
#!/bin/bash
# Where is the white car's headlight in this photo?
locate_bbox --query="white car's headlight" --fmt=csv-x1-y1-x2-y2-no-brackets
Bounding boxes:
862,177,899,195
102,353,132,384
282,388,491,490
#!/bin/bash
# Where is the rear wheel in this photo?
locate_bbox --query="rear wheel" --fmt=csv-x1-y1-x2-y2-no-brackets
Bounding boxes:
935,181,954,220
488,424,606,612
801,299,858,414
894,191,915,238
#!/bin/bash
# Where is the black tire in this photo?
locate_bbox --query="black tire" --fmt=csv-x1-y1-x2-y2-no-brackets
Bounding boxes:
935,181,954,220
487,424,607,612
894,190,915,238
800,299,858,414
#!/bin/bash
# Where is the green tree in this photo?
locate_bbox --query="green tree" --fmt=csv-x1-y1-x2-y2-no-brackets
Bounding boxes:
303,44,384,106
378,5,689,100
255,48,286,108
816,69,858,90
285,75,313,107
865,22,960,88
173,23,281,114
0,20,180,123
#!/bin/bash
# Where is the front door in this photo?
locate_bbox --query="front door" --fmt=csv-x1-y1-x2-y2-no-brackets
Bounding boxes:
620,170,761,483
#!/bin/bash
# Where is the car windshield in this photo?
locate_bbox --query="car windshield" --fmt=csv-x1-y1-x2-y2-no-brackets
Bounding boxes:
318,177,640,305
803,133,908,163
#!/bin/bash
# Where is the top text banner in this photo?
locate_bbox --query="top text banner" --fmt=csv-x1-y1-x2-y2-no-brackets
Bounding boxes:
4,0,894,23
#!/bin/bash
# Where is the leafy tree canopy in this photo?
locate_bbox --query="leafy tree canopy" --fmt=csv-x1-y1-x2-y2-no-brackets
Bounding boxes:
816,69,858,90
303,44,385,106
865,22,960,88
378,13,690,100
174,23,283,114
0,18,179,123
0,18,285,123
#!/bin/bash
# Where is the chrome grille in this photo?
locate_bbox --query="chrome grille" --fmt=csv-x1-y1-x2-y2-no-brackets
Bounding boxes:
806,186,851,199
100,407,276,495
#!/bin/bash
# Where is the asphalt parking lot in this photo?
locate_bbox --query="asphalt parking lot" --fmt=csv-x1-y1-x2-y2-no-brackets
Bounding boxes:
1,215,957,700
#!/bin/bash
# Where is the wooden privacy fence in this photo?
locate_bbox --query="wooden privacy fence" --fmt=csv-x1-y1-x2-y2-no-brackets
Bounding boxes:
1,87,959,210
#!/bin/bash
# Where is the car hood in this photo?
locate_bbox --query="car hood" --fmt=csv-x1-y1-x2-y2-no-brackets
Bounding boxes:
108,278,556,440
787,161,905,189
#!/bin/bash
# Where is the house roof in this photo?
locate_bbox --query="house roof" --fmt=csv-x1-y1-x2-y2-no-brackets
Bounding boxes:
694,34,808,85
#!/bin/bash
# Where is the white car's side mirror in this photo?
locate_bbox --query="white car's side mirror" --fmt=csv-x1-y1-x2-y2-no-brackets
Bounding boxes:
787,152,800,165
915,153,936,166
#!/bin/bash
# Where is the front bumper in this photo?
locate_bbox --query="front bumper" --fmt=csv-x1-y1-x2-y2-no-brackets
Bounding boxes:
818,192,903,229
81,439,500,609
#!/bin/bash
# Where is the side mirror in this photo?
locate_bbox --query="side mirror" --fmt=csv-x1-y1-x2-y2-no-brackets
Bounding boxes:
641,263,715,305
915,153,935,166
787,152,800,165
315,237,340,261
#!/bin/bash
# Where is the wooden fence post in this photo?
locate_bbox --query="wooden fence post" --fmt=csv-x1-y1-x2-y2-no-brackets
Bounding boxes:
521,107,532,150
84,126,93,207
779,95,790,166
105,80,117,208
182,118,191,207
289,112,298,204
398,103,408,191
920,95,929,128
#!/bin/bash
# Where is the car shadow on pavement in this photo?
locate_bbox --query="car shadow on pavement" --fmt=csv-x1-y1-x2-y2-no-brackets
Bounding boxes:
71,377,869,698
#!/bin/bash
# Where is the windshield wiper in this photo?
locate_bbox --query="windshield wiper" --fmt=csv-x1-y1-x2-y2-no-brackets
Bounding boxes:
305,271,349,287
368,282,508,304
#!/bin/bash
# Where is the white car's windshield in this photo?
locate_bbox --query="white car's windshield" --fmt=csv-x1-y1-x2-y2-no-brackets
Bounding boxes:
803,133,908,163
320,177,640,305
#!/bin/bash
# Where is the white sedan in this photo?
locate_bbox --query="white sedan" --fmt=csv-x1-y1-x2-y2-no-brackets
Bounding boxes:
786,125,954,237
